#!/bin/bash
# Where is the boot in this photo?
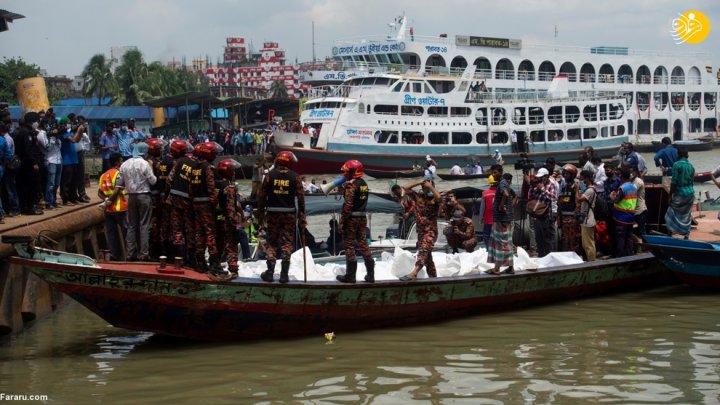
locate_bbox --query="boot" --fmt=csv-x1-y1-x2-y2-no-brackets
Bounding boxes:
337,261,357,283
173,245,185,265
364,259,375,283
279,261,290,284
260,261,275,282
195,254,209,273
208,253,223,274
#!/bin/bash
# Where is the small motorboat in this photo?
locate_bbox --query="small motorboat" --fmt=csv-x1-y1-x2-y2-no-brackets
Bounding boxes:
642,234,720,290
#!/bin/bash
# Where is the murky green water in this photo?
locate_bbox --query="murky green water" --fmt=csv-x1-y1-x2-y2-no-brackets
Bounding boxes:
1,285,719,404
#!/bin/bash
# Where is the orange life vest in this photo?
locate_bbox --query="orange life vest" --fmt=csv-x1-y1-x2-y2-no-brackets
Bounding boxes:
98,168,128,213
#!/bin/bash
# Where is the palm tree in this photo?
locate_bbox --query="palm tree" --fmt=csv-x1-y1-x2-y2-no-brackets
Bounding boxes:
269,80,288,99
115,49,149,105
81,54,116,105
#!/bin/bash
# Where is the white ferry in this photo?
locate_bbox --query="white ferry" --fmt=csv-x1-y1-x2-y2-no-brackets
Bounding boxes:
277,16,719,173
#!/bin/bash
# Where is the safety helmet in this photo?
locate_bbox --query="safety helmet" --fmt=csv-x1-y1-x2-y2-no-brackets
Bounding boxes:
562,164,578,174
341,159,364,180
194,141,223,161
274,151,298,168
146,138,166,157
217,159,242,180
169,140,193,158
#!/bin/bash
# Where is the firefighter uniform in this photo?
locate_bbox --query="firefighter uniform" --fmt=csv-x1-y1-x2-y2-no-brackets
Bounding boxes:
166,155,197,264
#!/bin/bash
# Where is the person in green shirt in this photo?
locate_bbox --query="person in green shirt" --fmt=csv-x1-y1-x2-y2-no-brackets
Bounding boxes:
664,148,695,239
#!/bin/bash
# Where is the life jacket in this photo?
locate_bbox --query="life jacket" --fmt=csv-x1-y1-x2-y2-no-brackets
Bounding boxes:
349,178,369,214
191,160,212,202
244,222,258,243
264,168,297,212
169,156,196,198
98,168,127,213
215,178,229,221
612,181,638,224
558,181,577,215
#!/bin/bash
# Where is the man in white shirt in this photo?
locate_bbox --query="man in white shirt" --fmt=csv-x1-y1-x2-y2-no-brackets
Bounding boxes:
591,156,607,195
449,163,463,175
116,142,157,261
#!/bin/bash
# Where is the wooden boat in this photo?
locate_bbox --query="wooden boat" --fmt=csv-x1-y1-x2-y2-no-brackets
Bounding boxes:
4,235,674,341
642,234,720,290
642,171,713,185
364,168,423,179
700,196,720,211
650,139,713,152
437,173,489,181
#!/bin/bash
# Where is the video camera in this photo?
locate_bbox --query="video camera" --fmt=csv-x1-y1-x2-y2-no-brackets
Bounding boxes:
514,153,535,173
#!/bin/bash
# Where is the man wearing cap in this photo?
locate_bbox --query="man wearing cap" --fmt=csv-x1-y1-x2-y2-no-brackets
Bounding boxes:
528,167,557,257
445,210,477,254
116,142,157,261
477,169,499,248
117,120,135,160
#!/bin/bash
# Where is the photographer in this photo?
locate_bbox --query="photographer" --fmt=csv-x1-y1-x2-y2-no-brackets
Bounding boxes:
41,118,62,210
444,210,477,254
528,168,557,257
14,112,45,215
74,115,92,203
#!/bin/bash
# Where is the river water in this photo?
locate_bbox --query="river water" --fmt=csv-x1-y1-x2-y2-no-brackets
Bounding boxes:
1,151,719,404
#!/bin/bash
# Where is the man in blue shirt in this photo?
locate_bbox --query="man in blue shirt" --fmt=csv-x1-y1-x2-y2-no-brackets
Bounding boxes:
60,118,83,205
117,120,135,160
99,122,120,172
653,137,679,188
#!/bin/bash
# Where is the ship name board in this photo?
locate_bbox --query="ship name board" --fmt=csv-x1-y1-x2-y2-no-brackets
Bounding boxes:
455,35,521,49
404,94,446,106
308,109,335,119
333,42,406,56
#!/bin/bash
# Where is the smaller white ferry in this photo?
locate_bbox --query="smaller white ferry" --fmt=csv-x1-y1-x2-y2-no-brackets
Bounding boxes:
276,66,629,173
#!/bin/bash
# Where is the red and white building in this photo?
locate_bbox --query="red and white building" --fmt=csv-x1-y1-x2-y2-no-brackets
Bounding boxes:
198,38,310,99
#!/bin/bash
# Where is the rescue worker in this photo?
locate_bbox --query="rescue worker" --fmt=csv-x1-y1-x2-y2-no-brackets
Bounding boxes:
97,153,128,261
165,140,197,267
258,151,305,283
398,179,442,281
444,210,477,254
146,138,168,259
191,141,223,274
336,160,375,283
558,164,581,254
214,158,243,280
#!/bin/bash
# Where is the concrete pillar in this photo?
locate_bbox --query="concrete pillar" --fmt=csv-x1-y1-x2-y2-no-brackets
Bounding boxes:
0,263,25,335
21,270,53,323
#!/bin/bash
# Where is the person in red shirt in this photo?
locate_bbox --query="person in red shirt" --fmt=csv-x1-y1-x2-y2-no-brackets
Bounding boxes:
479,174,498,248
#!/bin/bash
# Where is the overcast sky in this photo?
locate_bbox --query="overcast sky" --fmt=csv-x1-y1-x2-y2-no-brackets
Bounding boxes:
2,0,719,77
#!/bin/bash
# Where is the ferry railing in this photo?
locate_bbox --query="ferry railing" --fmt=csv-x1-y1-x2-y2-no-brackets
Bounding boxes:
653,76,669,85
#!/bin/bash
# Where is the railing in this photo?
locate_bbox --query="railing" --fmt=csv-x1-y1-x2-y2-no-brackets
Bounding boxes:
670,76,686,85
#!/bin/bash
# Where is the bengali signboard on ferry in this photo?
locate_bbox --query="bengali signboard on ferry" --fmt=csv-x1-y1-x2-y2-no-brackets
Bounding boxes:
332,42,406,56
455,35,521,49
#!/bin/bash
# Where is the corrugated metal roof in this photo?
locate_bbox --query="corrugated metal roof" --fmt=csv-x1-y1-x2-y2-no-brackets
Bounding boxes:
8,105,181,121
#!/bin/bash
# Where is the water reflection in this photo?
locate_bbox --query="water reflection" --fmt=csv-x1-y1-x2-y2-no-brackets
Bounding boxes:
1,286,719,403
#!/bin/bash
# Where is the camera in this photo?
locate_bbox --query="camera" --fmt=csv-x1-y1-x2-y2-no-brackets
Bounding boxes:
514,154,535,173
530,177,542,186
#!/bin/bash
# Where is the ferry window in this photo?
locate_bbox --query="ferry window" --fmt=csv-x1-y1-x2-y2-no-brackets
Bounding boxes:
450,107,471,117
391,82,404,92
451,132,472,145
529,107,544,124
428,132,449,144
375,131,399,144
583,105,597,122
375,78,391,86
609,103,625,119
601,127,608,137
412,82,422,93
704,118,717,132
688,92,701,111
374,105,398,115
670,92,684,111
512,108,526,125
637,119,651,135
567,128,580,140
491,132,508,144
530,130,545,142
428,80,455,94
548,106,563,123
548,130,563,142
616,125,625,136
492,108,507,125
401,106,424,116
402,131,424,144
476,132,489,144
367,105,371,114
654,119,669,134
599,104,608,121
424,83,432,93
704,93,716,110
583,128,598,139
689,118,702,133
475,108,488,125
638,92,651,111
428,107,448,117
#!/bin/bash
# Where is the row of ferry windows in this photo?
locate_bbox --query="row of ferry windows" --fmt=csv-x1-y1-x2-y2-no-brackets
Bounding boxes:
374,127,625,145
633,92,717,111
367,104,624,123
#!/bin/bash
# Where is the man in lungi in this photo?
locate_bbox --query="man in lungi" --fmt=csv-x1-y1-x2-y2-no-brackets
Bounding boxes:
487,173,518,274
664,148,695,239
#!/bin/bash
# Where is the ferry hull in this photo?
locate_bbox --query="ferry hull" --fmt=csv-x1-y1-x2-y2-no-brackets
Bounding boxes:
11,254,674,341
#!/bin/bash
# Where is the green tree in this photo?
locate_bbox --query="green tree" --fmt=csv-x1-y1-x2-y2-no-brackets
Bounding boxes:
114,48,150,105
269,79,288,99
0,57,41,104
81,54,116,105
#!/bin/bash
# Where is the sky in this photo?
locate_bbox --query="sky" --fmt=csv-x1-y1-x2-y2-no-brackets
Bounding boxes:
2,0,719,77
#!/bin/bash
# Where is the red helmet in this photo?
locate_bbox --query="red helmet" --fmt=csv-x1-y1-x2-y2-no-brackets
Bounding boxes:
146,138,166,157
274,151,298,168
217,159,242,180
562,164,578,174
169,140,193,158
341,159,364,180
194,141,223,161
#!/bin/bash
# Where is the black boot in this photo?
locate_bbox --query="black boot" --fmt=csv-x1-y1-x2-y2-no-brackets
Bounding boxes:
260,261,275,282
208,253,223,274
364,259,375,283
173,245,185,265
195,254,209,273
337,261,357,283
279,261,290,284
